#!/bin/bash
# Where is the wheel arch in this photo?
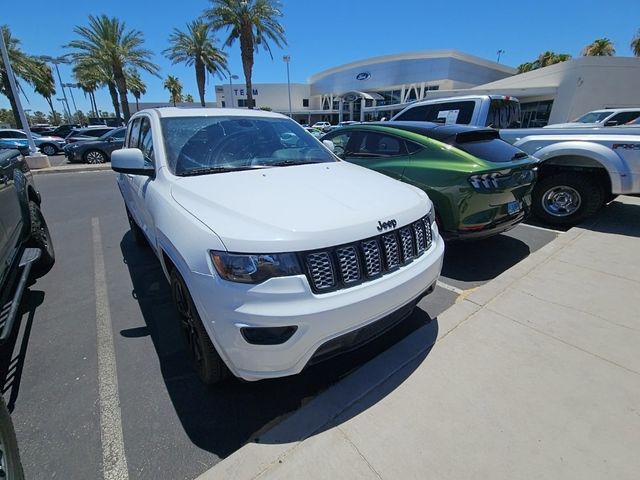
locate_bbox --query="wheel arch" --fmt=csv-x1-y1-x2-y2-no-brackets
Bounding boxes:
537,155,612,197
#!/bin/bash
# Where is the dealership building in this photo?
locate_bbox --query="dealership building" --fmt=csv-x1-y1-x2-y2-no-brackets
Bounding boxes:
210,51,640,127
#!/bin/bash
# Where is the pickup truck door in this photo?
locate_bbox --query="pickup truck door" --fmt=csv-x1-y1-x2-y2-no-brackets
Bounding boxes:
327,129,409,180
0,150,24,277
128,117,157,247
118,118,142,219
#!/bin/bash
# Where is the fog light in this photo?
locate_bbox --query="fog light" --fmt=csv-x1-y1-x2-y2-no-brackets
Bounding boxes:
241,326,298,345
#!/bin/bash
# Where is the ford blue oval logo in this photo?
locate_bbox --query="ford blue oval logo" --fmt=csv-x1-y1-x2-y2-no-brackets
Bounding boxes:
356,72,371,81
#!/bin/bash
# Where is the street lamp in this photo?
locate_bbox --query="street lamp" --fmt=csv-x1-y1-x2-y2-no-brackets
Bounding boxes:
62,83,79,121
496,49,505,64
228,74,239,108
283,55,292,118
38,55,72,119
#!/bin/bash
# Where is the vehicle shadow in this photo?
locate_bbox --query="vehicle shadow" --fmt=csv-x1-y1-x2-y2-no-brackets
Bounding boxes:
580,198,640,238
0,290,45,411
119,233,436,458
442,234,531,282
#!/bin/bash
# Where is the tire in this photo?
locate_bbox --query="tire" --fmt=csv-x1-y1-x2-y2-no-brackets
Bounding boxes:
84,149,107,164
125,208,147,247
25,201,55,278
532,172,604,227
170,269,226,385
40,144,57,156
0,397,25,480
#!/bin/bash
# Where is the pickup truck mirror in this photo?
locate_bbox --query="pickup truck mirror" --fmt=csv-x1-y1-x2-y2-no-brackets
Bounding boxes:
322,140,335,152
111,148,154,176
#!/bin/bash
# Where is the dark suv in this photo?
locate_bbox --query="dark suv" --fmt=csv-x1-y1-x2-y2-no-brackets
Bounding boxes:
0,148,55,477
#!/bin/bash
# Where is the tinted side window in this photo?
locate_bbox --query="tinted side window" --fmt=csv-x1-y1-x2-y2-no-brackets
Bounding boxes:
127,119,142,148
324,131,354,157
0,131,19,138
139,118,154,164
352,132,406,158
405,140,423,154
396,101,475,125
609,112,640,125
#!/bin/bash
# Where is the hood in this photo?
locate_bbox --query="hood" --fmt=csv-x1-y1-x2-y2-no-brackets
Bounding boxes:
171,161,430,253
543,122,599,128
36,135,65,141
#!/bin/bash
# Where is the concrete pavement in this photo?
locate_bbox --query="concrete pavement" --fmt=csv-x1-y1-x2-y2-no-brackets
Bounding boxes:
200,196,640,480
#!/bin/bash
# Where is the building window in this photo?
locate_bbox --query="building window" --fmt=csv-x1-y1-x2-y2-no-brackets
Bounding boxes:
237,99,256,108
221,101,226,108
303,98,309,107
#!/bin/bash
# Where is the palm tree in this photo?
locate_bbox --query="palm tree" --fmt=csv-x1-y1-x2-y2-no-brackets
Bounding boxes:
73,57,122,119
517,51,571,74
32,62,59,124
0,25,41,128
67,15,159,121
204,0,286,109
164,75,183,106
631,30,640,57
127,69,146,111
78,79,99,116
184,93,194,102
164,19,228,107
582,38,615,56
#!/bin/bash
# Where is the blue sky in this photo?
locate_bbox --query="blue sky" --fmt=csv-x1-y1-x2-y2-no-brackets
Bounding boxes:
2,0,639,116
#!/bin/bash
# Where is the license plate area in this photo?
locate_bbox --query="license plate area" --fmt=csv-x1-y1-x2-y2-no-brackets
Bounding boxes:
507,201,521,215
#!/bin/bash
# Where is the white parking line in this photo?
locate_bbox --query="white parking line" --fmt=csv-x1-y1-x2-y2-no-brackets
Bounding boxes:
436,280,465,295
519,223,564,234
92,217,129,480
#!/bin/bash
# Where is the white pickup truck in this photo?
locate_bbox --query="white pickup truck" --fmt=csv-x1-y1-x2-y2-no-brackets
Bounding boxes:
499,127,640,226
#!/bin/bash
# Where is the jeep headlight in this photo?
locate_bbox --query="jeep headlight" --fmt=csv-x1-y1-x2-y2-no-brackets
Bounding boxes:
210,251,302,284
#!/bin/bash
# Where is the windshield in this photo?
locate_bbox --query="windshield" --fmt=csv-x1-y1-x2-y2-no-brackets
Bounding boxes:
574,111,611,123
161,116,336,176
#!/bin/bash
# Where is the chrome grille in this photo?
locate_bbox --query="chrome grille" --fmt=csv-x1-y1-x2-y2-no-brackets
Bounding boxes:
303,213,435,293
399,227,414,261
413,221,426,255
306,252,335,290
382,233,400,269
361,239,382,277
336,246,360,284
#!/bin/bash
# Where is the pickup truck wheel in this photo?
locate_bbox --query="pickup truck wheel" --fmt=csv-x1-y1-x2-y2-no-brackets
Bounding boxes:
532,173,604,227
0,397,25,480
126,208,147,247
26,201,55,278
170,269,226,385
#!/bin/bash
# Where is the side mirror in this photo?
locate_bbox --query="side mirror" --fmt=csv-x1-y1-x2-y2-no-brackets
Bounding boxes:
111,148,154,176
604,120,618,126
322,140,335,152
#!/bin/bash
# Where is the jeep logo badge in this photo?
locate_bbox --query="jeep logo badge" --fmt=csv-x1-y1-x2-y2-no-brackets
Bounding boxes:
377,219,397,232
356,72,371,81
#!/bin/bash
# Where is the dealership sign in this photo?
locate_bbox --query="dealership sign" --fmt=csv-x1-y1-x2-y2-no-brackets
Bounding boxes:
356,72,371,80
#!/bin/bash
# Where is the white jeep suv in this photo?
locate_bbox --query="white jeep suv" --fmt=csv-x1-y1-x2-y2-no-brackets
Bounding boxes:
112,108,444,384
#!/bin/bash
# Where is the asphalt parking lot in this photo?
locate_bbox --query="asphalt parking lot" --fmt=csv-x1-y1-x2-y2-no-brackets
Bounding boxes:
4,170,558,479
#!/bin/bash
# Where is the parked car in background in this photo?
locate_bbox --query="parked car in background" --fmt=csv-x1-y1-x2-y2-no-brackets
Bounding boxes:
322,122,537,240
29,125,54,134
544,108,640,128
65,126,114,144
392,95,521,129
63,127,126,163
0,147,55,480
311,121,332,132
112,108,444,384
48,124,81,138
0,129,66,156
0,138,29,152
304,127,323,138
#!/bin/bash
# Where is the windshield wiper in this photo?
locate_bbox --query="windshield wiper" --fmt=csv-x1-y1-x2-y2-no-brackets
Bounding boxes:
269,160,322,167
179,166,259,176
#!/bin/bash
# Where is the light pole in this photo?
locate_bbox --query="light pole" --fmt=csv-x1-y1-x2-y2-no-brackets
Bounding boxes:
0,32,37,153
283,55,292,118
496,49,505,64
228,74,239,107
63,83,79,122
38,55,72,119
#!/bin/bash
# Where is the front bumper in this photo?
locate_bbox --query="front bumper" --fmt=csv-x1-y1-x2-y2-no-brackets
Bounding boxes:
187,229,445,381
64,149,82,163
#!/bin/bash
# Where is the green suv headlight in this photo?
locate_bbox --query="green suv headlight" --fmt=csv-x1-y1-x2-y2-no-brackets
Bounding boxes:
210,251,302,284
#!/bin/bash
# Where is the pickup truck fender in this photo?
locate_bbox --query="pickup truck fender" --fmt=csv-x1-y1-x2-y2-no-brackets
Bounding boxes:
11,167,39,240
515,139,630,193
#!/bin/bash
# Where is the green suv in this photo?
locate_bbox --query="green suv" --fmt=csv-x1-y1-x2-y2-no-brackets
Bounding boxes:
322,122,537,240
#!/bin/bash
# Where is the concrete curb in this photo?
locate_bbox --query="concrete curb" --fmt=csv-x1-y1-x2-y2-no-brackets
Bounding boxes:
31,164,112,175
198,225,583,480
